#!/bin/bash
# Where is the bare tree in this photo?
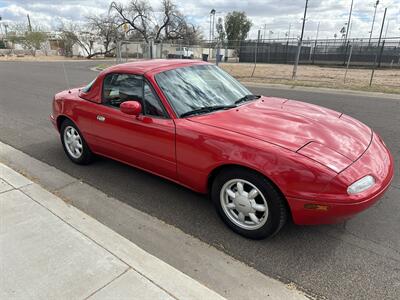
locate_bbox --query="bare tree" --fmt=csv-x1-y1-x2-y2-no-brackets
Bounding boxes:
181,24,203,44
58,21,112,59
156,0,185,41
57,22,79,57
110,0,200,44
110,0,152,42
86,14,120,58
74,31,97,58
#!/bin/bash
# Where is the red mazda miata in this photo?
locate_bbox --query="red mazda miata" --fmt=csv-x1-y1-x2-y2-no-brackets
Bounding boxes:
51,60,394,239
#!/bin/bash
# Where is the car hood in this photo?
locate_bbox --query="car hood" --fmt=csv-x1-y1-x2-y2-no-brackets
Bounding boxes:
189,97,372,162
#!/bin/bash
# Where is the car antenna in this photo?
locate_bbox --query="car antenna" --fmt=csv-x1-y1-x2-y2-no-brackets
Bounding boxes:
61,60,71,93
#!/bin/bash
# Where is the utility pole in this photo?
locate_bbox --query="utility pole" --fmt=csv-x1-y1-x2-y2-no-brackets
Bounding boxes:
377,8,386,47
344,0,354,44
27,14,32,32
315,22,320,40
287,24,292,43
209,9,215,58
292,0,308,80
211,9,216,41
263,24,267,41
370,7,387,86
209,14,212,43
368,1,380,46
384,20,390,39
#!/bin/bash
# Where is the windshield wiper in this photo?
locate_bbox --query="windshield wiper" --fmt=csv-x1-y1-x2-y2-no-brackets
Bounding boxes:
180,105,236,118
234,94,261,105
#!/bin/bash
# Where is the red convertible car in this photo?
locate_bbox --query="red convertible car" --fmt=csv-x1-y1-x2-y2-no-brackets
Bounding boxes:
51,60,394,239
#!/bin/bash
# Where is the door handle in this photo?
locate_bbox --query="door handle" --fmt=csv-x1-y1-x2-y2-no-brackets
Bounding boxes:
96,115,106,122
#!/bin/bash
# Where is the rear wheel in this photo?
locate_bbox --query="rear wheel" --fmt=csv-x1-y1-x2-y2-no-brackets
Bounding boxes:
60,119,93,165
211,167,287,239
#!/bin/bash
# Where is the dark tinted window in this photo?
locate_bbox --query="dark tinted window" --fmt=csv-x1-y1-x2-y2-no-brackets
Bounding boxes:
103,73,142,107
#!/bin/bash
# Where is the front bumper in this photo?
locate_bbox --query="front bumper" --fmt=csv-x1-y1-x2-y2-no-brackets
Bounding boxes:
289,133,394,225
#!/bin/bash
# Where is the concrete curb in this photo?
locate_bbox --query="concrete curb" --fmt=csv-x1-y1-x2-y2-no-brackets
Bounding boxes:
0,161,225,300
0,140,310,299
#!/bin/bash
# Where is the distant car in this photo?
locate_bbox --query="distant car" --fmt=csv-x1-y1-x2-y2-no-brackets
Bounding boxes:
51,59,394,239
174,47,194,59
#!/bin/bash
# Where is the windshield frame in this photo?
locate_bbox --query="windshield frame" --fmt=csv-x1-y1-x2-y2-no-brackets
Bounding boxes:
154,64,252,118
81,78,96,93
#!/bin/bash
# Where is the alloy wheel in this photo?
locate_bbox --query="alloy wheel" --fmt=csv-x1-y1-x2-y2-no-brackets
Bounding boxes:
220,179,269,230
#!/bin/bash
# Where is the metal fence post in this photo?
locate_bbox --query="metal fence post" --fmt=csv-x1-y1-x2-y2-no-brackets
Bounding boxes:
344,44,353,83
377,40,385,68
292,41,302,80
285,40,289,64
125,41,128,62
116,41,122,64
312,38,318,64
370,7,387,86
251,30,261,77
343,40,350,66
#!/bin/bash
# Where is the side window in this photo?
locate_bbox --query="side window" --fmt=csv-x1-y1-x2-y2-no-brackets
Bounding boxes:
103,73,142,107
143,82,167,118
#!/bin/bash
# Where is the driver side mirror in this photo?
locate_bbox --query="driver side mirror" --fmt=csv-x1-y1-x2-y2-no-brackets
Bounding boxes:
120,101,142,116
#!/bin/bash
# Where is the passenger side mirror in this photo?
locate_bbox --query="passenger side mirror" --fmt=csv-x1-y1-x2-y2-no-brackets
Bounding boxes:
120,101,142,116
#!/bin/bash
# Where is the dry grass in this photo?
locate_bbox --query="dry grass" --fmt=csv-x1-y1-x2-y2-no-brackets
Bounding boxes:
220,63,400,94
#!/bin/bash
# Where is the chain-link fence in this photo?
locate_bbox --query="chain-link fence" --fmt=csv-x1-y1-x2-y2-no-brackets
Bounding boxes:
116,37,400,66
239,37,400,67
115,37,400,93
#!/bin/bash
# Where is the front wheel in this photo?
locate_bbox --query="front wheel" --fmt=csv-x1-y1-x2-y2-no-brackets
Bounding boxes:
211,168,287,239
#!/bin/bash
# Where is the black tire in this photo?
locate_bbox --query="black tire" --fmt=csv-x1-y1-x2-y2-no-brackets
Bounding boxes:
60,119,93,165
211,167,287,239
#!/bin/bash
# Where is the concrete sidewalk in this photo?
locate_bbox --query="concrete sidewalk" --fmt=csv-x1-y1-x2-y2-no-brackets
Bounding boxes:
0,162,225,299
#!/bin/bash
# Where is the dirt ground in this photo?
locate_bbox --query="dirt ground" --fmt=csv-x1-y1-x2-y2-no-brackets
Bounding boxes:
220,63,400,94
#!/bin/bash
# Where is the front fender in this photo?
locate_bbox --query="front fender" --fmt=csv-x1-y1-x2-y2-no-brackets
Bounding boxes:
175,119,336,196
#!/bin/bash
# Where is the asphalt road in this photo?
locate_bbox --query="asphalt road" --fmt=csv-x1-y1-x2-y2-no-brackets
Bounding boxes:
1,61,399,299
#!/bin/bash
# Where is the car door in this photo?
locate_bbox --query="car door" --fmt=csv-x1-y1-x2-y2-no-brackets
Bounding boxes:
86,73,177,180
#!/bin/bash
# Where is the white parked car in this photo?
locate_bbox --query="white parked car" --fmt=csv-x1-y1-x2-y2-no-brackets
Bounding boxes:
175,47,194,59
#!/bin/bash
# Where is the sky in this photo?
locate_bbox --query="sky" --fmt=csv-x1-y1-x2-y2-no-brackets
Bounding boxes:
0,0,399,40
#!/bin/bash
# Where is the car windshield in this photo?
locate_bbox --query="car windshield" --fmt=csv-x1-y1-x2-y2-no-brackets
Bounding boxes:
155,65,252,117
